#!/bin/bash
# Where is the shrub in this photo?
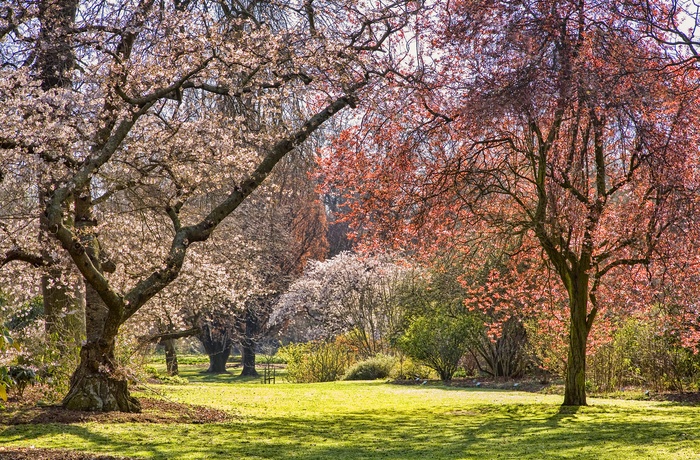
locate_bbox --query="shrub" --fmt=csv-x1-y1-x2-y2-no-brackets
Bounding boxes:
0,327,17,402
15,331,80,403
472,316,531,378
588,318,700,392
344,354,396,380
144,365,189,385
397,313,480,381
390,356,435,380
279,340,352,383
9,365,36,398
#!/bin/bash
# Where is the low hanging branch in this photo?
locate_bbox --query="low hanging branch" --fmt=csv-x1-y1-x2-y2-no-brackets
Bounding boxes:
138,327,201,345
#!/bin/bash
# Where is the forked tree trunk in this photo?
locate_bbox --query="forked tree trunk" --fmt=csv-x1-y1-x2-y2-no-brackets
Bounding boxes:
62,285,140,412
206,347,231,373
37,0,138,413
62,189,140,413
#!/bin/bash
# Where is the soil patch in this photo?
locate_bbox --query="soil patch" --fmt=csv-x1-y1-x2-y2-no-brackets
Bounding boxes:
648,392,700,404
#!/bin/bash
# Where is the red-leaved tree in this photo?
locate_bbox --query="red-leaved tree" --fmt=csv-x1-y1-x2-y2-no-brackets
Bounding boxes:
323,0,700,405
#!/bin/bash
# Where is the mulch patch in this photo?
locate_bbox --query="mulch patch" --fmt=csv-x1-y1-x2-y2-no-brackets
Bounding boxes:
650,392,700,404
1,397,232,425
0,447,135,460
0,387,233,459
0,385,233,425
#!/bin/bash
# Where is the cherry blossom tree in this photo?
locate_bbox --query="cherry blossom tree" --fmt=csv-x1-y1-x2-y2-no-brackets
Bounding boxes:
271,252,413,356
0,0,421,411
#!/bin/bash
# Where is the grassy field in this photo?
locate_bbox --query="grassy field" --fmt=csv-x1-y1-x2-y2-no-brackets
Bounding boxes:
1,364,700,459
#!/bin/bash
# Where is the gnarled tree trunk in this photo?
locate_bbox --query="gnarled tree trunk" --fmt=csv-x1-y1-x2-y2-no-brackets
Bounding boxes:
198,319,233,374
61,188,140,412
62,285,140,412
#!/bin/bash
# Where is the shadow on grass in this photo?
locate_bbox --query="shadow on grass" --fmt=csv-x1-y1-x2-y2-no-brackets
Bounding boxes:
2,403,699,460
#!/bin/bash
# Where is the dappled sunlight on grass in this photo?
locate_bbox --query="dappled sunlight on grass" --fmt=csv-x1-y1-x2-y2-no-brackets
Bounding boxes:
2,366,700,459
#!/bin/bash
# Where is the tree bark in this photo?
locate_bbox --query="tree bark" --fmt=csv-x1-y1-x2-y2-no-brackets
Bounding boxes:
61,188,140,412
62,284,140,412
162,338,179,376
206,347,231,373
240,338,258,377
198,319,233,374
36,0,85,348
239,307,260,377
62,340,140,412
562,279,590,406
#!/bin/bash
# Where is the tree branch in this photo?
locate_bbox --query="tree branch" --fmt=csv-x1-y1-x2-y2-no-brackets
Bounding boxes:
138,327,200,344
123,88,363,320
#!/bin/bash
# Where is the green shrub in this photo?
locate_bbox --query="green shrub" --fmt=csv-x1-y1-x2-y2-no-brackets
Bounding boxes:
279,340,352,383
344,354,396,380
9,365,36,398
0,327,16,402
588,317,700,393
390,356,435,380
397,313,480,381
16,331,80,403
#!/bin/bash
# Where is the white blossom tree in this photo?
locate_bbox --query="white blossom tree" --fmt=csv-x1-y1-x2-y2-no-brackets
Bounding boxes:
271,252,413,356
0,0,420,411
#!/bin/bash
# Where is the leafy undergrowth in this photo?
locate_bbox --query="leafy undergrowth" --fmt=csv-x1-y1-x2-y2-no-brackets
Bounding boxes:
2,365,700,459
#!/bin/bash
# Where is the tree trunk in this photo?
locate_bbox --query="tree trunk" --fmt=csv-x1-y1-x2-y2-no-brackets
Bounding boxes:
61,189,139,412
163,338,179,376
239,308,260,377
240,338,258,377
62,338,141,412
198,319,233,374
206,347,231,373
563,283,590,406
62,283,140,412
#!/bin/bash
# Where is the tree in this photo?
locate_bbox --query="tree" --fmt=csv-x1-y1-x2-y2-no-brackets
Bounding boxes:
0,0,86,354
397,313,479,381
0,0,420,411
323,0,700,405
271,252,412,356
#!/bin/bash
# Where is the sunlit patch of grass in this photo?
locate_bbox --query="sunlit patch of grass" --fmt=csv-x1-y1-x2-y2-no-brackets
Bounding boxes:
2,365,700,459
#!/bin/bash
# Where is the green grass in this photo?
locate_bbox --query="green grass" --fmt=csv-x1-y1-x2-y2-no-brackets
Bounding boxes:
2,364,700,459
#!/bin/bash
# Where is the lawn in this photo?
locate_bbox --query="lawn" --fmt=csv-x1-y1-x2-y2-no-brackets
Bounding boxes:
1,365,699,459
